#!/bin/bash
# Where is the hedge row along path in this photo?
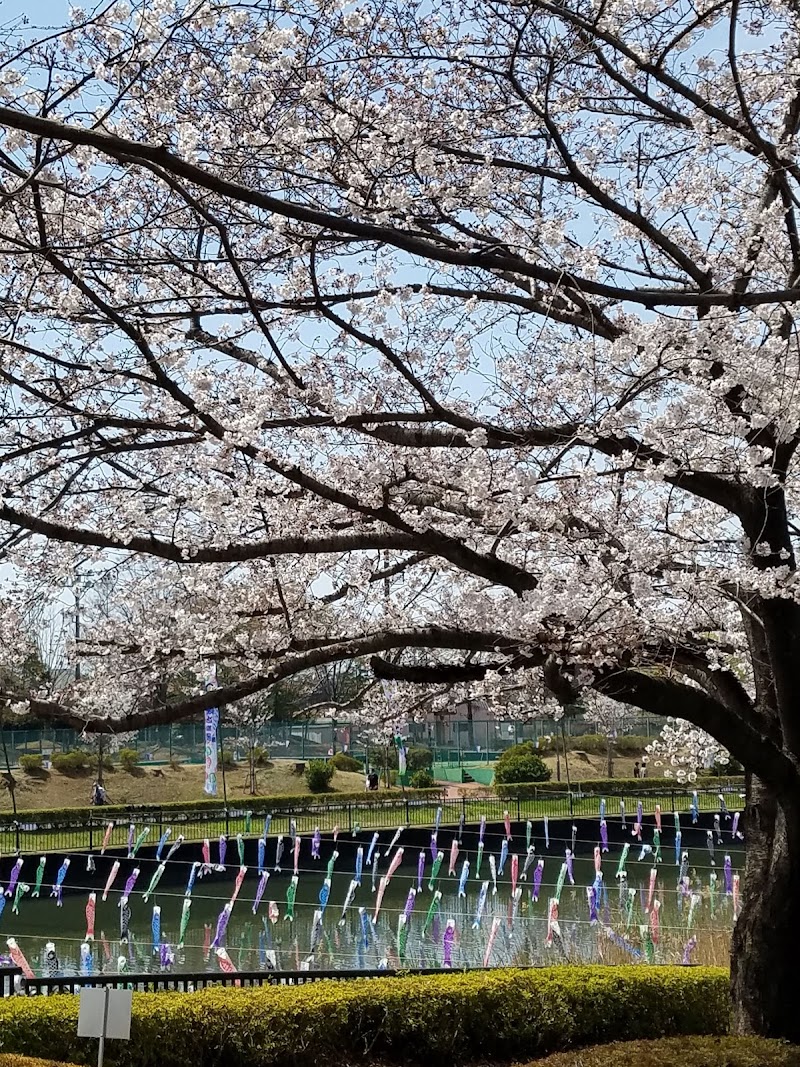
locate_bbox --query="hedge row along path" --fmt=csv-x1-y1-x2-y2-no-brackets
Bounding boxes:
0,967,729,1067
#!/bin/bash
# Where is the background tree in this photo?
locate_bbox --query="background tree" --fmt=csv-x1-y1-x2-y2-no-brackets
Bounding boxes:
0,0,798,1038
227,694,273,795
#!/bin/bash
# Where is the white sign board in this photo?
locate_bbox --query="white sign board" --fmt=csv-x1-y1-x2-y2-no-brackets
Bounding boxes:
78,987,133,1040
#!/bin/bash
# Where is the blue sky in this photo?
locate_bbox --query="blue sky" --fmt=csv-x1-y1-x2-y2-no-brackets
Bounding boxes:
3,0,69,26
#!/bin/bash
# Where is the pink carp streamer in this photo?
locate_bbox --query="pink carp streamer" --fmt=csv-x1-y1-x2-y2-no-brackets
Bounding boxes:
215,947,240,986
202,839,211,871
483,916,501,967
230,866,248,904
510,854,519,897
101,822,114,854
386,848,404,882
293,836,301,876
733,874,741,920
647,868,658,912
448,839,459,877
85,893,96,941
6,938,34,978
102,861,120,902
503,811,512,841
373,876,388,924
654,805,662,832
594,846,602,873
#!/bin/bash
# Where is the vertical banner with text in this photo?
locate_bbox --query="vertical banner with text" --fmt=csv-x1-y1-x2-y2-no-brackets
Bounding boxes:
204,707,219,796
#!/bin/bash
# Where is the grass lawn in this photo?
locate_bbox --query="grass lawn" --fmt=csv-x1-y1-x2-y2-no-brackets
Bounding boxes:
541,751,641,781
0,759,366,815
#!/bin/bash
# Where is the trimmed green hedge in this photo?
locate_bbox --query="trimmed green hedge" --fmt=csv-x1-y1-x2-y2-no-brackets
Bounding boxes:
0,967,728,1067
1,787,447,829
528,1036,800,1067
535,776,745,795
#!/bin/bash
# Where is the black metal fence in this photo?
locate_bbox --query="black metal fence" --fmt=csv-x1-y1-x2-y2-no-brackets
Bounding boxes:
0,786,739,856
1,966,21,997
11,966,467,996
3,961,701,998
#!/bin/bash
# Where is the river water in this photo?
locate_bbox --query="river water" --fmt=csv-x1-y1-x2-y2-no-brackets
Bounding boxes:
1,816,742,977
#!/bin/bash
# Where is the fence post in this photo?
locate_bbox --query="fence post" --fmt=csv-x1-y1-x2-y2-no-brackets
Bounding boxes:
88,817,94,854
14,819,20,854
516,795,521,821
347,803,353,833
569,792,574,818
225,805,230,836
405,797,410,825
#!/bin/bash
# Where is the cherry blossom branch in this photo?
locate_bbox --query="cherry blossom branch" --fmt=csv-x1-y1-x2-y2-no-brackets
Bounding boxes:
2,105,800,310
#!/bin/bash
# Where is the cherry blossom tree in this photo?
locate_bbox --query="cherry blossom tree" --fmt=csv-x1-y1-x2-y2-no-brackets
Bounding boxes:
0,0,799,1036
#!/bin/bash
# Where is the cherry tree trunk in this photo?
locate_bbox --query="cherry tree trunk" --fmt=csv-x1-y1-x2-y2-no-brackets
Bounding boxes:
730,776,800,1039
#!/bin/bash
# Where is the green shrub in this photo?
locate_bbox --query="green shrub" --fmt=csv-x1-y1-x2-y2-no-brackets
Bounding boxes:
496,741,539,765
494,752,551,785
406,746,433,772
410,768,435,789
527,1036,799,1067
569,734,608,755
0,1056,78,1066
253,746,270,766
614,734,651,755
0,1057,80,1067
50,750,90,774
18,754,44,774
701,757,745,777
305,759,334,793
328,752,362,772
219,750,237,770
0,967,728,1067
118,748,140,772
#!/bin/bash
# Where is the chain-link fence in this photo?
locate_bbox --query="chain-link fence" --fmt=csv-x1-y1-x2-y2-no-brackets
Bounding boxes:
1,713,666,768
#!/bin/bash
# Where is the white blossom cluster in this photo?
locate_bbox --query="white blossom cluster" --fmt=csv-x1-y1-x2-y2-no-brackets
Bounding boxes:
645,718,731,783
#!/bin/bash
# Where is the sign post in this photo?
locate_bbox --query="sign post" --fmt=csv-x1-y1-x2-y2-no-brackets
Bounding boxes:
78,987,132,1067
